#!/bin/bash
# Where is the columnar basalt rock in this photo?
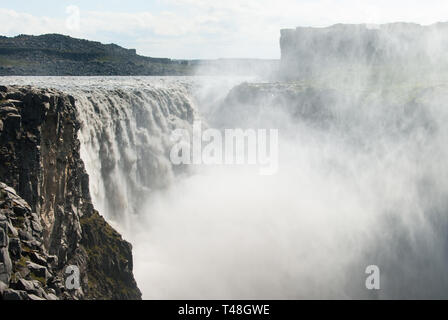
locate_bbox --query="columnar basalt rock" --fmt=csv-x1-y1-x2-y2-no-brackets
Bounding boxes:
0,85,141,300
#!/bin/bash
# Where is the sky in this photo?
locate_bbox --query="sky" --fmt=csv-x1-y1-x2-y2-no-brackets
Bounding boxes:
1,0,448,59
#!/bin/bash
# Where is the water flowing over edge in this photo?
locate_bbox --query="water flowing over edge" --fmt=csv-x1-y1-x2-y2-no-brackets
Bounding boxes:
2,76,448,299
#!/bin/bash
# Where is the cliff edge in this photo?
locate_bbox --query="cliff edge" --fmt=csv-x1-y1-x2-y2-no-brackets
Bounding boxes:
279,22,448,82
0,34,190,76
0,85,141,300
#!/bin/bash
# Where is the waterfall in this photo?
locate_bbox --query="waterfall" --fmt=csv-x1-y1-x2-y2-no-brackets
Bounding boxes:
3,76,448,299
74,82,199,230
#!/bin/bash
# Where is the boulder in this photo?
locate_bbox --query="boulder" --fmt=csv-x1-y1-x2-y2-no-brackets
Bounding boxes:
7,99,24,107
47,288,57,295
30,212,40,222
5,92,24,101
2,289,27,300
18,229,33,241
0,247,12,284
45,292,59,300
28,293,45,300
29,252,47,266
0,279,7,295
47,255,58,267
7,222,18,237
12,198,31,215
31,280,42,288
22,239,43,250
47,276,65,295
0,106,19,115
35,286,47,298
0,183,16,196
0,228,7,247
17,282,47,298
31,220,43,233
15,278,35,292
8,238,21,259
26,261,51,280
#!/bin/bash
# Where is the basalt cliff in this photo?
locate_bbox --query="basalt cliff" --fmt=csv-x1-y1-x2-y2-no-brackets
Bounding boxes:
0,34,190,76
279,22,448,83
0,85,141,300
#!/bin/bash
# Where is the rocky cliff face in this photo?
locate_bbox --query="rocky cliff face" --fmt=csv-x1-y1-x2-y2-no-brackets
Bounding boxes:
0,85,141,300
279,23,448,82
0,34,190,76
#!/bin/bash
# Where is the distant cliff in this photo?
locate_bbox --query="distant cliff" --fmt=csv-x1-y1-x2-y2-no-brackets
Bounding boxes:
0,34,191,76
0,34,279,77
0,85,141,300
279,22,448,82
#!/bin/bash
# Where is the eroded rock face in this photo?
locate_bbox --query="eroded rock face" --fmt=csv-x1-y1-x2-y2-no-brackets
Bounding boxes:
0,183,67,300
0,86,141,300
0,34,190,76
279,23,448,82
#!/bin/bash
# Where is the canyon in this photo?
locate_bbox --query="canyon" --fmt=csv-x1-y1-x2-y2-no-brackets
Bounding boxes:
1,22,448,299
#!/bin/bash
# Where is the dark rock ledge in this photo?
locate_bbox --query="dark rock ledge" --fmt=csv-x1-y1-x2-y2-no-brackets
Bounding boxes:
0,85,141,300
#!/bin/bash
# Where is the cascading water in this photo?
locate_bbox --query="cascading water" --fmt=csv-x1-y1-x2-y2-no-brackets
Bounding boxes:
3,76,448,299
75,84,198,231
1,77,201,230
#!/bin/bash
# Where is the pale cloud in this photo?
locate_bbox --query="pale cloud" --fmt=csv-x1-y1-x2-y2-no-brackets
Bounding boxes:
1,1,448,59
0,8,65,35
65,5,81,31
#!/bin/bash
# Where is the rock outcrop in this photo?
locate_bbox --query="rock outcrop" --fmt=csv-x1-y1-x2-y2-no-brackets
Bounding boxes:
0,34,190,76
0,34,278,77
279,22,448,82
1,182,61,300
0,85,141,300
